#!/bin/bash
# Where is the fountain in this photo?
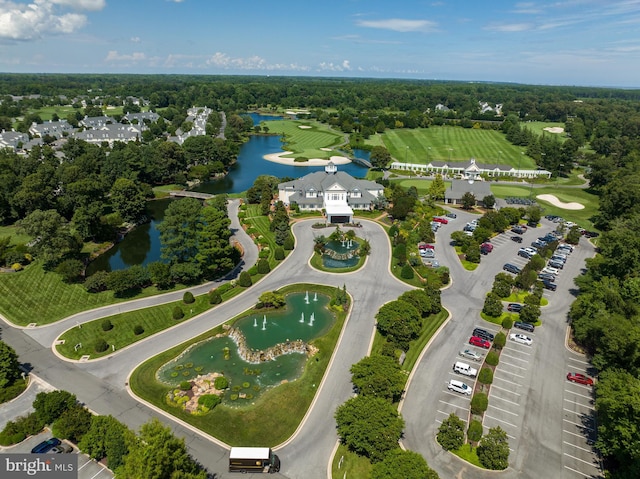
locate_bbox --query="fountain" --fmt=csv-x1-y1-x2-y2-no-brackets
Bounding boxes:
321,239,360,269
308,312,315,326
313,292,318,302
304,291,309,304
254,318,257,327
300,312,305,323
262,316,267,330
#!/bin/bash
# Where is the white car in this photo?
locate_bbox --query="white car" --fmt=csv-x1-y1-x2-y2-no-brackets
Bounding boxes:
523,247,537,255
542,266,560,275
510,333,533,345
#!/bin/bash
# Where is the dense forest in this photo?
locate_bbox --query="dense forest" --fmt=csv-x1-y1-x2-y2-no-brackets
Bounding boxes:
1,74,640,477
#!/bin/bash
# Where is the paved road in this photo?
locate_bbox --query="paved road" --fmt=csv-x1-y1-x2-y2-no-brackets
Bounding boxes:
400,213,601,479
2,217,409,479
1,203,600,479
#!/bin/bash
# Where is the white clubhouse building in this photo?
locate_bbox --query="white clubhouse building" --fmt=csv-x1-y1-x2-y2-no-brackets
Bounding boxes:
277,162,384,224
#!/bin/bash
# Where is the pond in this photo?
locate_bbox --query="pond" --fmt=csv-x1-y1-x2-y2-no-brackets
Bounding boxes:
88,113,370,272
322,239,360,268
157,292,332,406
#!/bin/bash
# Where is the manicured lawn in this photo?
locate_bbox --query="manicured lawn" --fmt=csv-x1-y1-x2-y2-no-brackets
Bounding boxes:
56,294,216,359
378,127,537,168
129,283,348,447
453,443,483,467
260,119,346,159
401,309,448,372
0,224,32,245
32,105,79,121
331,444,373,479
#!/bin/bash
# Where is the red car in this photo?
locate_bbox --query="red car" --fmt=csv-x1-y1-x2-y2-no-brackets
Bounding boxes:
567,372,593,386
469,336,491,349
418,243,435,250
433,217,449,224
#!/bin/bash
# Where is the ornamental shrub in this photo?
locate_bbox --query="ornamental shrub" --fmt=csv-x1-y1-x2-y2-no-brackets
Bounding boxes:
198,394,221,410
238,271,252,287
467,419,483,443
470,393,489,415
502,318,513,329
274,246,285,260
436,413,465,451
283,235,295,250
133,325,144,335
493,331,507,350
485,350,500,366
208,289,222,305
400,264,414,279
478,368,494,385
183,291,195,304
179,381,191,391
94,339,108,353
101,319,113,331
214,376,229,390
173,306,184,320
257,259,271,274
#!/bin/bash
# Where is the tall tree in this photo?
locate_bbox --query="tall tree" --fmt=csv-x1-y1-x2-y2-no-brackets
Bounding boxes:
350,355,406,402
18,209,82,267
110,178,147,223
195,205,236,278
428,174,446,201
0,341,21,388
158,198,202,264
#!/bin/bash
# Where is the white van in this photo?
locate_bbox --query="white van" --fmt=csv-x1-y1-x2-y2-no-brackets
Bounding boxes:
447,379,472,395
453,361,478,377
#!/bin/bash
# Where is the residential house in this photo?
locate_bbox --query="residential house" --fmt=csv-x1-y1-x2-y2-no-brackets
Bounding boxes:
29,119,74,139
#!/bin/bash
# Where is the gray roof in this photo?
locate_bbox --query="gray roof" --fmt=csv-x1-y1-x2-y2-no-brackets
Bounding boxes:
445,179,493,201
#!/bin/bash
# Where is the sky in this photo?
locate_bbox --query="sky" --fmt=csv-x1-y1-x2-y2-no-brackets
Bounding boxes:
1,0,640,87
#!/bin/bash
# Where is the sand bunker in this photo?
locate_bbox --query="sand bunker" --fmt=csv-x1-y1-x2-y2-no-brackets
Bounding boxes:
263,151,351,166
543,127,564,134
298,125,312,129
320,148,332,151
536,194,584,210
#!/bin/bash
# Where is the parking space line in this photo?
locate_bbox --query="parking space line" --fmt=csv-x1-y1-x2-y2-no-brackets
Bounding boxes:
490,384,521,396
442,390,472,400
495,369,525,379
439,399,470,409
567,357,590,365
564,465,592,476
487,404,519,416
484,414,517,428
500,351,530,361
563,429,592,440
563,418,595,432
493,376,521,386
90,469,106,479
565,389,593,400
78,460,92,470
498,361,528,371
564,398,595,410
503,346,531,356
506,433,517,440
564,452,600,468
437,409,468,419
563,441,594,454
489,394,519,406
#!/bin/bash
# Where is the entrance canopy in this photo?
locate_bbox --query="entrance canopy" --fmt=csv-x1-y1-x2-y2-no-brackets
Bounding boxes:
326,203,354,223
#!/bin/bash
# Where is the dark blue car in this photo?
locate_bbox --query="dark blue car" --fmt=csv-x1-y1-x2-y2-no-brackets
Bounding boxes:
31,438,61,454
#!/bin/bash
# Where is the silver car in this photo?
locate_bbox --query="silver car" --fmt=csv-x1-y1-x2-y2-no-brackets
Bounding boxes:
459,348,483,362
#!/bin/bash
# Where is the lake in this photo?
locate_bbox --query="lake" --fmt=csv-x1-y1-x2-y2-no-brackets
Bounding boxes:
90,114,370,272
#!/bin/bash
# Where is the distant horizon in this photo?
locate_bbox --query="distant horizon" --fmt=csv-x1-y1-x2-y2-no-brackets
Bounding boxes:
1,1,640,89
1,71,640,92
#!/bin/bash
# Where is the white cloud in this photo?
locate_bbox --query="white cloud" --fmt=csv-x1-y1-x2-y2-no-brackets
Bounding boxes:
50,0,105,10
484,23,533,32
204,52,310,71
342,60,351,70
512,2,543,14
130,36,140,43
0,0,104,41
105,50,146,62
356,18,437,33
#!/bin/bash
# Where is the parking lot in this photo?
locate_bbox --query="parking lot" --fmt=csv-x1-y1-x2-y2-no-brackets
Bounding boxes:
562,353,601,477
4,432,114,479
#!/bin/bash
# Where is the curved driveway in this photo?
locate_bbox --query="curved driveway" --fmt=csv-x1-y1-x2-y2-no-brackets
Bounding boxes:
2,215,411,478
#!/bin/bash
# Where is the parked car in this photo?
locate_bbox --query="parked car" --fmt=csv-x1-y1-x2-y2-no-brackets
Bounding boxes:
419,243,435,250
51,444,73,454
31,438,61,454
459,348,483,362
433,216,449,224
538,272,557,282
510,333,533,345
567,372,594,386
541,279,557,291
448,379,472,395
527,220,538,227
453,361,478,377
507,303,522,312
503,263,521,274
420,249,435,258
511,226,525,234
480,243,493,254
446,212,457,219
511,236,523,243
514,321,535,332
548,260,564,270
518,249,533,259
550,255,567,264
531,239,547,249
473,327,495,341
469,336,491,349
542,266,560,275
